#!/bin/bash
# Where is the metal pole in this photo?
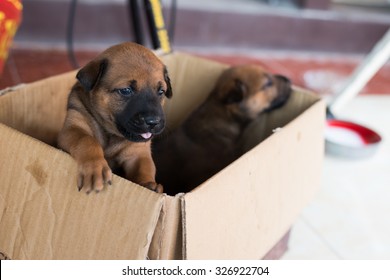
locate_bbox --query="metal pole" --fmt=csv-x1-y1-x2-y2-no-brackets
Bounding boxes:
329,28,390,115
129,0,145,45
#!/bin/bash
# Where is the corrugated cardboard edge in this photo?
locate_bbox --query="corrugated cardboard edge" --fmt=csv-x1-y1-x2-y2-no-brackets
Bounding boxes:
148,194,184,260
0,251,11,260
181,195,188,260
182,99,325,259
0,84,26,96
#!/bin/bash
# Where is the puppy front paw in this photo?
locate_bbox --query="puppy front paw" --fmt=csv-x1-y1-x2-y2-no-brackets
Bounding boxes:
77,159,112,194
141,182,164,193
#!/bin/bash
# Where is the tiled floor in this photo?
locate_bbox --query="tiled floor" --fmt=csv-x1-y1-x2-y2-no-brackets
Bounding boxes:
283,95,390,259
198,52,390,97
0,48,95,89
1,46,389,259
2,47,390,97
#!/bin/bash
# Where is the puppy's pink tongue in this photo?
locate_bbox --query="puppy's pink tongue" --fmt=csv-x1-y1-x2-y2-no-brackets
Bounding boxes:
141,132,152,139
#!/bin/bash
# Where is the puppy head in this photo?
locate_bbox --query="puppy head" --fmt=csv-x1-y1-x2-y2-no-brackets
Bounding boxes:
76,42,172,142
213,65,291,122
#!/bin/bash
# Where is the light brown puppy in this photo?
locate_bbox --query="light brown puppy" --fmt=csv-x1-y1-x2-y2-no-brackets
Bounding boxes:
58,42,172,194
153,65,291,195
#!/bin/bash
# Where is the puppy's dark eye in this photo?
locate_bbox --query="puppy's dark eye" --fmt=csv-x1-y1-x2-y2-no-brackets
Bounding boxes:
117,87,134,96
158,88,165,96
262,77,274,89
223,89,244,104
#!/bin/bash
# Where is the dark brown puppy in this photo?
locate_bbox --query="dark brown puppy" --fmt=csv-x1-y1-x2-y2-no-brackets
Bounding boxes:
153,65,291,195
58,42,172,194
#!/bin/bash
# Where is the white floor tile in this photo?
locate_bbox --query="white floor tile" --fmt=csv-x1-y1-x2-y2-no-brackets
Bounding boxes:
285,95,390,259
281,218,340,259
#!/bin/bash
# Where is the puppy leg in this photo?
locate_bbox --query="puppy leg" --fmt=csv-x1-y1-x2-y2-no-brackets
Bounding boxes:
59,125,112,194
121,154,163,193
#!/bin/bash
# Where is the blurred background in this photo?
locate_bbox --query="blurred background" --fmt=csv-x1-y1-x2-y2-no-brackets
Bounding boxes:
1,0,389,259
2,0,390,93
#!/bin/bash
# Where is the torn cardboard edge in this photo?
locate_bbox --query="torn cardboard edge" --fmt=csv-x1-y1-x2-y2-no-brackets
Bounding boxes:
0,84,26,97
148,194,184,260
0,251,11,260
180,195,188,260
0,52,325,260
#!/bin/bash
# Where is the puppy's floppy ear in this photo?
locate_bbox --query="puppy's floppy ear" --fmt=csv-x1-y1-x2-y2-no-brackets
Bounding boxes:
163,67,173,98
266,74,292,111
76,58,108,92
223,78,245,104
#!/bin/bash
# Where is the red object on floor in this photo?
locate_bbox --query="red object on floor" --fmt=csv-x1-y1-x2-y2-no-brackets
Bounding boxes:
0,0,22,75
326,119,382,146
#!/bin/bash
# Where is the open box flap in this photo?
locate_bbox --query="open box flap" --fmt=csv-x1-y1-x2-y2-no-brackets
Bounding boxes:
182,100,325,260
0,124,164,259
0,71,76,145
161,53,229,130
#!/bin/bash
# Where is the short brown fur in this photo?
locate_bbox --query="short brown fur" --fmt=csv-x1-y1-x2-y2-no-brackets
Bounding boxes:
153,65,291,194
58,42,172,194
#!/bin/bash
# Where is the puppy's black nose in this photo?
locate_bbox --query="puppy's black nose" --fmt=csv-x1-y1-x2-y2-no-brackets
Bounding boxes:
144,116,161,128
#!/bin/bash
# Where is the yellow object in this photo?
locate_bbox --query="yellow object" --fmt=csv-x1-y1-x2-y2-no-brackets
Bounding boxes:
0,0,22,74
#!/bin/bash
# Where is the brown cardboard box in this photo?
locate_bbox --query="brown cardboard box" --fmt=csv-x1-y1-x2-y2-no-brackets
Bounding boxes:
0,53,325,260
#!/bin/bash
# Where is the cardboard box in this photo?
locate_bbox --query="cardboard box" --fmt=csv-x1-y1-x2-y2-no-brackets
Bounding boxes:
0,53,325,259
